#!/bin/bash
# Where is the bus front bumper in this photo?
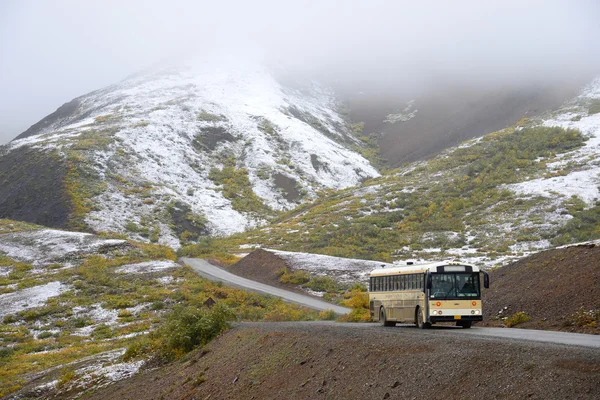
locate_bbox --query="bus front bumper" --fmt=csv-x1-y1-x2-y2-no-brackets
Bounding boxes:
430,315,483,323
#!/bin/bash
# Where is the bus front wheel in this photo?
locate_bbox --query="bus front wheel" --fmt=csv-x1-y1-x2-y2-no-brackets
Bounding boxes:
416,307,431,329
380,308,396,327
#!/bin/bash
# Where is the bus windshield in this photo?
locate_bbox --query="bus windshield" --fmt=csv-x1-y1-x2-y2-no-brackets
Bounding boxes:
430,273,480,299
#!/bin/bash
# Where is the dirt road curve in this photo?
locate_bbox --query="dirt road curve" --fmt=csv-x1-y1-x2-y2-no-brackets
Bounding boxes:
181,257,351,315
183,257,600,349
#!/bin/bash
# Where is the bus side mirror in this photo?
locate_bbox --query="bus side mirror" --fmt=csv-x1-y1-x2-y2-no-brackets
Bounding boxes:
483,271,490,289
426,272,432,289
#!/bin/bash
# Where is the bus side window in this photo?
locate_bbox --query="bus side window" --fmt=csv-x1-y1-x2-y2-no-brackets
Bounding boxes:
369,277,373,292
394,276,399,291
402,275,406,290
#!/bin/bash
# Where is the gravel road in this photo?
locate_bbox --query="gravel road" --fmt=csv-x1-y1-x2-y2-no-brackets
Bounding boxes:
181,257,351,315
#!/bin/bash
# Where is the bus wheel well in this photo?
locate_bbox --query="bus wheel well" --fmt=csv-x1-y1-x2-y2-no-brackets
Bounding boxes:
415,306,431,329
380,306,396,327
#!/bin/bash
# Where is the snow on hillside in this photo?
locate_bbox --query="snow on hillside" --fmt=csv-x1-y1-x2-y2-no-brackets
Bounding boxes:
0,229,126,266
0,281,69,318
506,78,600,205
269,249,394,283
6,59,379,246
0,226,180,397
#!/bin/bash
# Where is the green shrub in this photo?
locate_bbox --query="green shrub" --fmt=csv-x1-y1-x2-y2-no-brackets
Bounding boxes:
208,158,270,214
8,263,33,280
339,307,372,322
589,99,600,115
0,255,14,266
318,309,337,320
37,331,54,339
0,347,14,359
92,324,114,339
552,201,600,245
337,290,371,322
71,317,89,328
57,368,77,388
197,111,226,122
154,302,235,360
277,268,310,285
258,119,277,135
504,311,531,327
563,308,599,328
303,276,338,293
123,335,154,361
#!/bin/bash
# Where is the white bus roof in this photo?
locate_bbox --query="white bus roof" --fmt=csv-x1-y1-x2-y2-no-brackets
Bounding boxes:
369,260,481,277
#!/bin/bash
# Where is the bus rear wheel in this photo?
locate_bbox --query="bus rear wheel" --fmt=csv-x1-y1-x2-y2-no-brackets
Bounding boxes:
416,307,431,329
457,321,472,329
380,308,396,327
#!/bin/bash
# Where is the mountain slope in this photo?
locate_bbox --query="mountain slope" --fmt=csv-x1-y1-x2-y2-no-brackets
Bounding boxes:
192,77,600,267
0,60,379,247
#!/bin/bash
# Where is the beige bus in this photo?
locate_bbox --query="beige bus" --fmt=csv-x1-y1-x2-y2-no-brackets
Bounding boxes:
369,261,489,328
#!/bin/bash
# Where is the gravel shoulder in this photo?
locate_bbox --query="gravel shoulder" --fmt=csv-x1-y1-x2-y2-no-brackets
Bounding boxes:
87,321,600,400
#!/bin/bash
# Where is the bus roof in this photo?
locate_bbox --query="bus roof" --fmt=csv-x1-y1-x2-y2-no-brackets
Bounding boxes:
369,260,481,276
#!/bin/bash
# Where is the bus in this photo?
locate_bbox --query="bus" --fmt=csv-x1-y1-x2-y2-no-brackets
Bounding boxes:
369,261,489,328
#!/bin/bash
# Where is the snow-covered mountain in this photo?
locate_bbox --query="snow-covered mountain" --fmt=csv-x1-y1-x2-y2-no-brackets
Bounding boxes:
1,60,379,247
218,77,600,268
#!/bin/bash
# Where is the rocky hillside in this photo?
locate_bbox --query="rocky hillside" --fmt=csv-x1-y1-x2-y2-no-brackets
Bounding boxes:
0,60,379,247
189,77,600,268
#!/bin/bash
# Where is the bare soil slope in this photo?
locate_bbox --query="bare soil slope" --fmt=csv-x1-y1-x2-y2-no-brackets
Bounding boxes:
225,249,314,296
87,322,599,400
226,249,289,287
482,243,600,333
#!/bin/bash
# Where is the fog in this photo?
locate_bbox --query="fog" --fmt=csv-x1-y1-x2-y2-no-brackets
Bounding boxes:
1,0,599,144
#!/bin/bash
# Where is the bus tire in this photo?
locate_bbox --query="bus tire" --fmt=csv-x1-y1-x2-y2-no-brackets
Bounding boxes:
380,307,396,327
416,307,431,329
457,321,472,329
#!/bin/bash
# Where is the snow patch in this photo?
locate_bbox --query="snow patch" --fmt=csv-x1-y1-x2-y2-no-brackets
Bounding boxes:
115,260,179,274
0,229,126,266
0,281,69,317
268,249,394,283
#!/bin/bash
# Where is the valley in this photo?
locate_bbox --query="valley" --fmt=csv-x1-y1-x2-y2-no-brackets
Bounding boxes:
1,56,599,400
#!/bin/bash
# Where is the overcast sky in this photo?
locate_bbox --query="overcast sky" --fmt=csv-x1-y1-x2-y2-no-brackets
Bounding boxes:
1,0,599,144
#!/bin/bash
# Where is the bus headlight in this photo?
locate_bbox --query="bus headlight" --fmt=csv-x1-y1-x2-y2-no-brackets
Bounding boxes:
431,310,443,315
471,310,481,315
